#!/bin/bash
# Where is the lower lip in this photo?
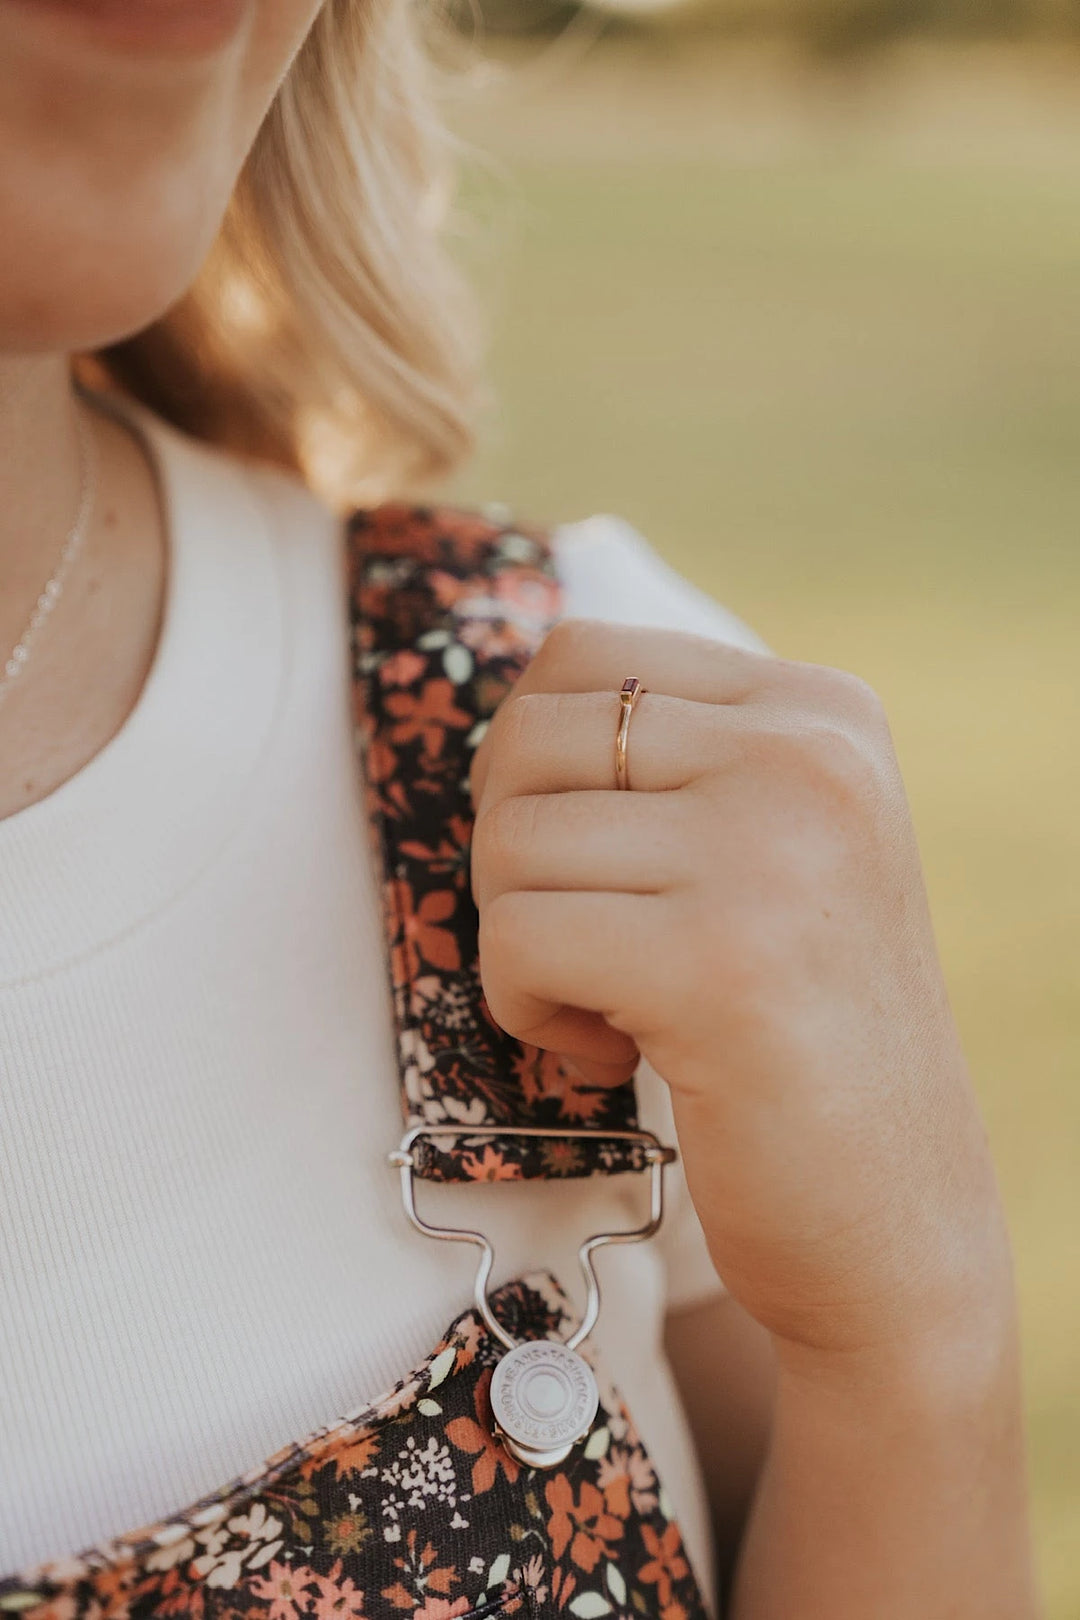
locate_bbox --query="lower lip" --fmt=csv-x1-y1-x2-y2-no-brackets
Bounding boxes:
11,0,250,53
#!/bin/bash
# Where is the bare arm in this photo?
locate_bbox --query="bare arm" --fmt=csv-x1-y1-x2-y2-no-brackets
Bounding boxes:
472,620,1039,1613
664,1293,775,1604
668,1287,1038,1619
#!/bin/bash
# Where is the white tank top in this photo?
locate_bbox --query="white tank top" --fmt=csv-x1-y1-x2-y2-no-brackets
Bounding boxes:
0,401,762,1584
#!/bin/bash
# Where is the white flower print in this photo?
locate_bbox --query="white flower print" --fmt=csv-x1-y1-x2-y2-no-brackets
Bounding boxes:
380,1435,459,1515
189,1502,284,1590
227,1504,284,1546
440,1095,489,1127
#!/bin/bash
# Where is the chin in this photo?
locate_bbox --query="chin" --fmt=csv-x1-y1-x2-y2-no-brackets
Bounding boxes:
0,151,236,354
1,244,215,353
2,283,176,359
0,242,218,356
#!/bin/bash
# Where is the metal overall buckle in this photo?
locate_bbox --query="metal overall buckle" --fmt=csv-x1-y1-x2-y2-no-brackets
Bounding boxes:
389,1123,676,1469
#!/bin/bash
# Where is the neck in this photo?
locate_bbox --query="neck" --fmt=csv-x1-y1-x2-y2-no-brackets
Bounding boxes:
0,353,88,647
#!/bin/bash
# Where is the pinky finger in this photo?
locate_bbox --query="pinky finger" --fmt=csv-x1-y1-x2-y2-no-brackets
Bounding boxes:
477,888,665,1053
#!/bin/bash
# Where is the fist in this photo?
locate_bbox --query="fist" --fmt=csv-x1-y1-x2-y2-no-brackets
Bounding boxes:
470,620,1011,1364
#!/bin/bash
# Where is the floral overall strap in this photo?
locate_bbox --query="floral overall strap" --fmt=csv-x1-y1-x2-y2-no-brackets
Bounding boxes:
347,505,660,1188
348,505,677,1470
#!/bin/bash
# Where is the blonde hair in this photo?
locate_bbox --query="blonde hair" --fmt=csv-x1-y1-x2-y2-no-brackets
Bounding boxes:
80,0,478,508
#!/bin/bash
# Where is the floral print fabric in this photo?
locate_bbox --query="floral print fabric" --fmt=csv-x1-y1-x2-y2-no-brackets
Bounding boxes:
0,1279,708,1620
348,505,646,1185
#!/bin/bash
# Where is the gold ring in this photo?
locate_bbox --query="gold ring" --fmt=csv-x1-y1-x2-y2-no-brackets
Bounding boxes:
615,676,646,791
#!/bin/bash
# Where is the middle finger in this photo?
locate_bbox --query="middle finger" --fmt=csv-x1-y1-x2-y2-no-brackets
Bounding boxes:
471,787,694,909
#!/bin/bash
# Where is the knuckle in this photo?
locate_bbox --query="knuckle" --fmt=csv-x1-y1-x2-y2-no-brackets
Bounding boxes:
538,616,591,661
748,715,882,815
822,666,888,726
497,689,551,753
762,653,815,693
478,893,530,1008
802,721,883,807
761,665,891,802
798,661,889,728
467,725,492,801
474,794,538,874
534,615,630,682
532,618,590,680
539,615,604,661
487,690,559,783
772,657,887,726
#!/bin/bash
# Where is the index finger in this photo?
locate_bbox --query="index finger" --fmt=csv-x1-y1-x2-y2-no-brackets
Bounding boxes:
520,618,769,702
470,616,772,804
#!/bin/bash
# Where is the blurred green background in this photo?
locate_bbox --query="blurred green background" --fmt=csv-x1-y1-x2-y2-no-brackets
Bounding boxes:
446,13,1079,1615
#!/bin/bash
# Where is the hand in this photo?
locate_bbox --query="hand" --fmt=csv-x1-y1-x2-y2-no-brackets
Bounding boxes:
470,619,1014,1368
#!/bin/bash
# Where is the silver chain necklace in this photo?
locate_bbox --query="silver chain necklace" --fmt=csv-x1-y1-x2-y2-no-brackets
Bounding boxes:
0,403,98,709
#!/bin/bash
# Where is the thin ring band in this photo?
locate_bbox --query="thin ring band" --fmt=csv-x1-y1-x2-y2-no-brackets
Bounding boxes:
615,676,646,791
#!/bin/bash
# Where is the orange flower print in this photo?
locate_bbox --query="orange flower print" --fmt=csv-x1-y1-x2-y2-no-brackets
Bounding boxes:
507,1044,608,1125
249,1560,318,1620
411,1600,472,1620
507,1045,567,1109
300,1431,381,1485
310,1562,367,1620
328,1433,381,1482
381,1536,459,1615
390,882,461,983
381,1584,416,1611
460,1146,521,1183
380,650,427,688
429,571,477,611
135,1566,204,1620
408,1542,457,1599
85,1561,137,1620
638,1524,689,1608
386,679,471,763
362,735,412,822
545,1475,626,1573
445,1369,520,1495
550,1566,577,1612
399,816,472,887
598,1445,657,1517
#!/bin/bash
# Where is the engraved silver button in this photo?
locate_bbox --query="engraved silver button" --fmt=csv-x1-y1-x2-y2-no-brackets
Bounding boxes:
489,1340,600,1469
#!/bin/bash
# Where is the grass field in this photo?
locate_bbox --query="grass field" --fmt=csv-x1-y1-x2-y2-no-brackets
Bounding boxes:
450,33,1080,1614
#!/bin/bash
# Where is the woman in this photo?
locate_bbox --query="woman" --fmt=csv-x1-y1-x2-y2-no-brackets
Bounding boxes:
0,2,1038,1615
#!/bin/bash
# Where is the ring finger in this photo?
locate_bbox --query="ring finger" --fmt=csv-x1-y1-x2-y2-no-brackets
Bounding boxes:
474,688,751,805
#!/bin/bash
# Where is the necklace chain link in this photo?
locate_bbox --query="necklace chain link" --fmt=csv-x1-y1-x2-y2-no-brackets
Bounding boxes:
0,401,99,707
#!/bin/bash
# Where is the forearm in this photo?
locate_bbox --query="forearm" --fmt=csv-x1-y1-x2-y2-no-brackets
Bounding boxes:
728,1298,1039,1619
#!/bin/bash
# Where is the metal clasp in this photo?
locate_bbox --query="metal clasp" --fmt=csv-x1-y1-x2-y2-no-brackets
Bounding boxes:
388,1123,677,1355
